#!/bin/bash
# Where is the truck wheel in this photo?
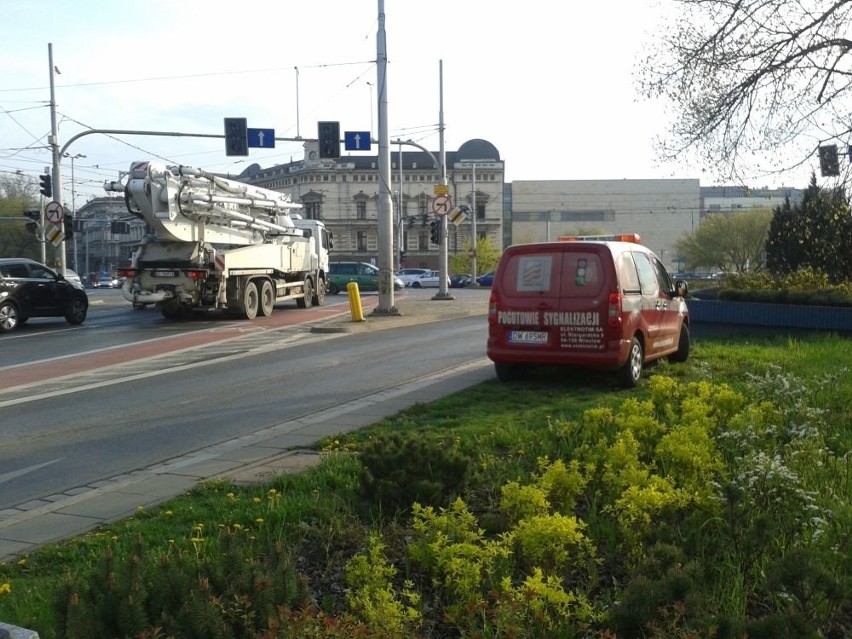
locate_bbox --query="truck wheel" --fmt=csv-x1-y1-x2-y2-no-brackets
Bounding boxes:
297,277,314,309
161,302,184,320
617,337,643,388
313,276,325,306
242,281,259,320
259,280,274,317
328,281,340,295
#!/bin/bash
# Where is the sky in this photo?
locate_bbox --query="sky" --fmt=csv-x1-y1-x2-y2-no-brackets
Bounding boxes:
0,0,812,209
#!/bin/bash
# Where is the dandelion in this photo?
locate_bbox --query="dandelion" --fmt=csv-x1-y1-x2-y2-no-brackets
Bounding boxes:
164,510,173,517
136,505,144,511
17,558,26,567
226,492,236,500
0,582,11,595
255,518,264,524
252,497,262,504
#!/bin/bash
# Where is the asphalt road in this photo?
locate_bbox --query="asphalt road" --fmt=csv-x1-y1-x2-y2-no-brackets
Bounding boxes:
0,286,492,514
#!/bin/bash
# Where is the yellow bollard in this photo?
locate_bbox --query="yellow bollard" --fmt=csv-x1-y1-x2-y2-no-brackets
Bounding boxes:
346,281,365,321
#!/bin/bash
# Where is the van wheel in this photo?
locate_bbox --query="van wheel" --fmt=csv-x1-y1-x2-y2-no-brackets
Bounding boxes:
669,324,690,363
495,363,523,382
618,337,643,388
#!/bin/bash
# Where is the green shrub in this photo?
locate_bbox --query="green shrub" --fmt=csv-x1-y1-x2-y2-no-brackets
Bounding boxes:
356,432,469,514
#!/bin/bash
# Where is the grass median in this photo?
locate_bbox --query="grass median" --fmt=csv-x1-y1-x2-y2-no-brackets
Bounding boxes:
2,332,851,638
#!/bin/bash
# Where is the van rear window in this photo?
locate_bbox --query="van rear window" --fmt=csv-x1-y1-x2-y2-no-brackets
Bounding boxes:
500,251,604,298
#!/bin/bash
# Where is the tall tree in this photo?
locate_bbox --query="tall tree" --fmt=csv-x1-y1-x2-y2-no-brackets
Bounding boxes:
638,0,852,181
0,174,40,259
674,209,772,273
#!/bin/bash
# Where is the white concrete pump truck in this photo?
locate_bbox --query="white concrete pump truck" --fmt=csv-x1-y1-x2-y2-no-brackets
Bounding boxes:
105,161,332,320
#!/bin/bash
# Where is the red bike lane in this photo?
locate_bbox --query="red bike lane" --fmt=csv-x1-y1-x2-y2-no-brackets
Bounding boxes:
0,304,350,391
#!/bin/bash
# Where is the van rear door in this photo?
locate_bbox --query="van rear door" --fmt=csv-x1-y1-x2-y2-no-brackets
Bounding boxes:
490,244,610,357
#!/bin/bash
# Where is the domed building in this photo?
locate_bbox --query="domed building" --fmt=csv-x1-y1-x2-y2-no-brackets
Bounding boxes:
238,138,505,270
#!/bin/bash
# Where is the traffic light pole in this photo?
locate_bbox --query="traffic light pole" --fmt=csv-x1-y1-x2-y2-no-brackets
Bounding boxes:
47,43,68,276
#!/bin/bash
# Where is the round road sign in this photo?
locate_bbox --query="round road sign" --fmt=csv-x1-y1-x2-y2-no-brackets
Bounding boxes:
432,195,452,216
45,201,64,225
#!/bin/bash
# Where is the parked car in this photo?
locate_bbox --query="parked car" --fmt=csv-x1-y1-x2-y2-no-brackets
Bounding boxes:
95,277,120,288
395,267,431,287
409,270,451,289
328,261,404,294
486,235,689,388
0,258,89,333
450,273,472,288
63,269,83,288
475,271,495,287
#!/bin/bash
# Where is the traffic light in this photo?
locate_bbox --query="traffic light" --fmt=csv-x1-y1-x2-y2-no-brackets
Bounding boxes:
317,121,340,159
429,219,441,244
25,222,39,234
24,209,40,221
224,117,248,157
818,144,840,177
39,173,52,197
64,213,73,239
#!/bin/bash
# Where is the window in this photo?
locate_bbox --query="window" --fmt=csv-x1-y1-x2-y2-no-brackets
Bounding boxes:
304,201,321,219
356,200,367,219
1,263,29,278
633,252,659,296
357,231,367,252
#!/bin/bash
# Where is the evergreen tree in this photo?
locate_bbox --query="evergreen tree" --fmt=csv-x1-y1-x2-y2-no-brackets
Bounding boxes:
766,173,852,283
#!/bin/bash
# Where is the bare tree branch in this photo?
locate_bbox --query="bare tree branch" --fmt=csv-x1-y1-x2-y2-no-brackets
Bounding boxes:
638,0,852,181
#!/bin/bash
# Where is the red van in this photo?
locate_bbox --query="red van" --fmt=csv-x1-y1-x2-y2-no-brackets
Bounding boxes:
486,235,690,387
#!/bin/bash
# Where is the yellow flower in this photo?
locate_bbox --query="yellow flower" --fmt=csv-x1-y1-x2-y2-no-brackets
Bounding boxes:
253,497,262,504
164,510,173,517
0,582,11,595
255,518,264,524
17,558,26,567
136,505,144,511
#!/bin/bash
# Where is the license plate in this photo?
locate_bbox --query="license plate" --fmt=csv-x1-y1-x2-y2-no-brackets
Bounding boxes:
509,330,548,344
152,270,177,277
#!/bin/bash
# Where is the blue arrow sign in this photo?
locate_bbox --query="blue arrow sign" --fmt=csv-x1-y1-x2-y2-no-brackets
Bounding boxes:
344,131,371,151
247,128,275,148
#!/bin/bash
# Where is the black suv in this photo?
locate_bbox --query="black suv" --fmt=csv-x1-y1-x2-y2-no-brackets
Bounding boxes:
0,258,89,333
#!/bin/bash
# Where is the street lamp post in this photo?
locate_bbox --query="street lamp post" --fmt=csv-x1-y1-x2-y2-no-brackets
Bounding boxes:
367,81,374,133
460,159,490,285
65,152,85,273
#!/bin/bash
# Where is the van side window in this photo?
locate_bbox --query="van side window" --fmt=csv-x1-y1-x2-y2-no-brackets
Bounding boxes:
615,253,641,293
651,257,674,293
632,251,659,295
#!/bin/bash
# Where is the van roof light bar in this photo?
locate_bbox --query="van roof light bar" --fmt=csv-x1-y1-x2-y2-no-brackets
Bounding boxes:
557,233,641,244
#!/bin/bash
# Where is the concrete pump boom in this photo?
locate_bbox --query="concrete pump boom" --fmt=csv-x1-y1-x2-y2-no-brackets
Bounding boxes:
105,161,304,245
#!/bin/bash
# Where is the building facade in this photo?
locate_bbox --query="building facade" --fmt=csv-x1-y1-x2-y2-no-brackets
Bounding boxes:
80,139,803,278
72,196,145,282
239,139,505,270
